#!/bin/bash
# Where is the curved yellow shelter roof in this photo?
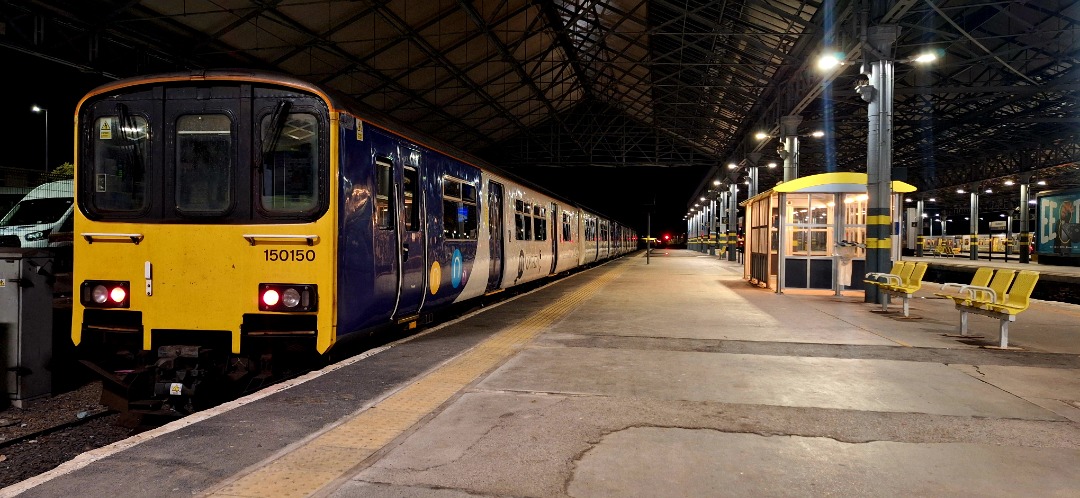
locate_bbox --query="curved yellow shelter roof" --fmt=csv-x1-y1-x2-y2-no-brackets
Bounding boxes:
771,172,917,194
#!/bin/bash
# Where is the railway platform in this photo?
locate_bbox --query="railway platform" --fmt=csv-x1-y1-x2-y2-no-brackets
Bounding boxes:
4,249,1080,497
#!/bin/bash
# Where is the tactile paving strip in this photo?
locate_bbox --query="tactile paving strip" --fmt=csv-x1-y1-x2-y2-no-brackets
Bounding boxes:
211,264,625,498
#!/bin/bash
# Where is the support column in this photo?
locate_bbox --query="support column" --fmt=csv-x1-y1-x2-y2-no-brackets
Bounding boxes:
779,115,802,183
708,198,717,255
747,152,762,197
916,199,925,257
969,189,980,260
863,24,899,304
728,183,739,261
1019,173,1032,263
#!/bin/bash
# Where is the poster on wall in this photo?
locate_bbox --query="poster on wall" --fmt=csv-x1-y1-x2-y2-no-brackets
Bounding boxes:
1037,189,1080,257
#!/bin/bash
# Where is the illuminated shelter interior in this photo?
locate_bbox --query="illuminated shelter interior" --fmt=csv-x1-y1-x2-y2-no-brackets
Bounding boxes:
743,172,915,291
0,1,1077,231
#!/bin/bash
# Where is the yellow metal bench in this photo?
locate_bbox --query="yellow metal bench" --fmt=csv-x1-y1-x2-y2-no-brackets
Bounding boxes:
878,262,928,317
933,266,994,300
863,261,907,288
952,270,1039,349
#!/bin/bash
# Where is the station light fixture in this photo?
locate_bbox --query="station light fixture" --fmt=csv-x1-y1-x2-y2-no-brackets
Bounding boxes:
929,197,936,202
956,188,965,194
1004,180,1015,186
816,52,844,70
767,162,777,168
906,51,939,64
727,162,737,170
985,188,993,194
1037,180,1047,186
754,132,770,140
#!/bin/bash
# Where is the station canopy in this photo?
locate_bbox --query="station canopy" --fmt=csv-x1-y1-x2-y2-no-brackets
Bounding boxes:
2,1,1077,217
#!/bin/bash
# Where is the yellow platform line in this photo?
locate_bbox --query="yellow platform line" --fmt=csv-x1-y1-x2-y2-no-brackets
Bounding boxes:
210,264,626,498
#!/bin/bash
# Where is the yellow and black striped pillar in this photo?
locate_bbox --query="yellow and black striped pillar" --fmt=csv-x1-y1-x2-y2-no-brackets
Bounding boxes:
866,212,892,303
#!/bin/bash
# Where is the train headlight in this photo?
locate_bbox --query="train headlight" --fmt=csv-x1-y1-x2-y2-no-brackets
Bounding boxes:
282,288,301,308
258,284,317,312
81,280,130,308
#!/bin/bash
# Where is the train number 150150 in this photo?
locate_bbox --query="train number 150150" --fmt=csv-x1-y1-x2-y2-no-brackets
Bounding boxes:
264,249,316,262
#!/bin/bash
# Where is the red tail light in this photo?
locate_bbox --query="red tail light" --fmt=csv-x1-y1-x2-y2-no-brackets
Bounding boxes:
80,281,130,308
258,284,317,312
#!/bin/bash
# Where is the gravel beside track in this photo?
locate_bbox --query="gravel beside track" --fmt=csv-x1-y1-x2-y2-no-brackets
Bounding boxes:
0,382,131,489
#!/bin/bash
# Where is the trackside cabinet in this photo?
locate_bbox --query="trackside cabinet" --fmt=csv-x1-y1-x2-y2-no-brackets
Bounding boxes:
0,249,53,407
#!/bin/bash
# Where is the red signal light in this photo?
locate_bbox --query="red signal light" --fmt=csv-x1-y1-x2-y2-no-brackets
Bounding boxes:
663,234,670,240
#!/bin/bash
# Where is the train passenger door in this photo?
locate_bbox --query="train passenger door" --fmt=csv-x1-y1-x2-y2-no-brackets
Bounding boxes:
550,202,558,274
486,181,504,292
396,161,425,319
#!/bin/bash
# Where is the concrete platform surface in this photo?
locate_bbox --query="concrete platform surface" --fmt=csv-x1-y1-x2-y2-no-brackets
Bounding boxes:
5,249,1080,498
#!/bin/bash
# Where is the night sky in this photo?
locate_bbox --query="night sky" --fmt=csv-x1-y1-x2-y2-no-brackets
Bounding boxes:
2,49,112,174
2,47,693,238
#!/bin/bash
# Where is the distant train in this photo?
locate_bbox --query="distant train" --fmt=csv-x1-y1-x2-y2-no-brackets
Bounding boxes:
72,70,635,411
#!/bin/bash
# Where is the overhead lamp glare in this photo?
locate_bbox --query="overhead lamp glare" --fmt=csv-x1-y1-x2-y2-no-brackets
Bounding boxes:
817,53,842,70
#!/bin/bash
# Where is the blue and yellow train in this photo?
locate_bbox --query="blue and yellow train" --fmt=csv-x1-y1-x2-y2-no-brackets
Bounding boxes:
72,70,636,411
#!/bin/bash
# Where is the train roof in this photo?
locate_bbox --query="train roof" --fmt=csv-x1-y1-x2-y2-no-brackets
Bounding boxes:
80,69,634,229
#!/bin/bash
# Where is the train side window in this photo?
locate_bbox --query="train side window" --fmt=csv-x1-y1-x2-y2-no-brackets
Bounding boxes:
533,206,546,241
176,114,233,215
522,203,532,240
403,166,419,231
514,199,526,240
442,176,478,240
90,114,150,212
374,159,392,229
562,213,572,242
258,112,319,214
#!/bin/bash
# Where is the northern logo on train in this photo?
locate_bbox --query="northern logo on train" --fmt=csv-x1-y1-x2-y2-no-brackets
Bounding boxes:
451,248,464,288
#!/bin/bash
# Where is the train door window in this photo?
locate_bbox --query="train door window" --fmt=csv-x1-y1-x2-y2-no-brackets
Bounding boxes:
442,176,478,240
533,205,547,241
258,111,319,214
90,113,150,212
403,166,419,231
562,213,572,242
374,159,392,229
176,114,233,215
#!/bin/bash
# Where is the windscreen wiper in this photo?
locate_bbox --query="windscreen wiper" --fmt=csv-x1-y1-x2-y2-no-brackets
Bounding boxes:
115,103,143,180
261,100,292,162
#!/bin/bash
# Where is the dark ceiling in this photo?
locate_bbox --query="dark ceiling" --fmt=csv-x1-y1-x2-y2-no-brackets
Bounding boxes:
1,0,1077,230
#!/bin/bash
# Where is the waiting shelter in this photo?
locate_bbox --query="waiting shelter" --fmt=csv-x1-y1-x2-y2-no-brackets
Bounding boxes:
741,172,916,292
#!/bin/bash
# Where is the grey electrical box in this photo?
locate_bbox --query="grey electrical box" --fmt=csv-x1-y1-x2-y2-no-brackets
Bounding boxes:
1,249,54,408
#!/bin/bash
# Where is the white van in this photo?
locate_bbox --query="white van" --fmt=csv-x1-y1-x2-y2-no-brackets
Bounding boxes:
0,179,74,248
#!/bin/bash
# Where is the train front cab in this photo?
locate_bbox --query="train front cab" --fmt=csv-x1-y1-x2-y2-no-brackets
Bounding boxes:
73,76,339,408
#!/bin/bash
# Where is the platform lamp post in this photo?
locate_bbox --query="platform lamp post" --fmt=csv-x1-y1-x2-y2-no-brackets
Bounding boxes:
757,128,822,184
31,105,48,172
819,25,938,304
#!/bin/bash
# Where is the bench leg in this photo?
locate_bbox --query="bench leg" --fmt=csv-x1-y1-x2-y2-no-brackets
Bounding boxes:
902,296,910,317
960,310,969,336
880,293,889,312
999,318,1009,349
